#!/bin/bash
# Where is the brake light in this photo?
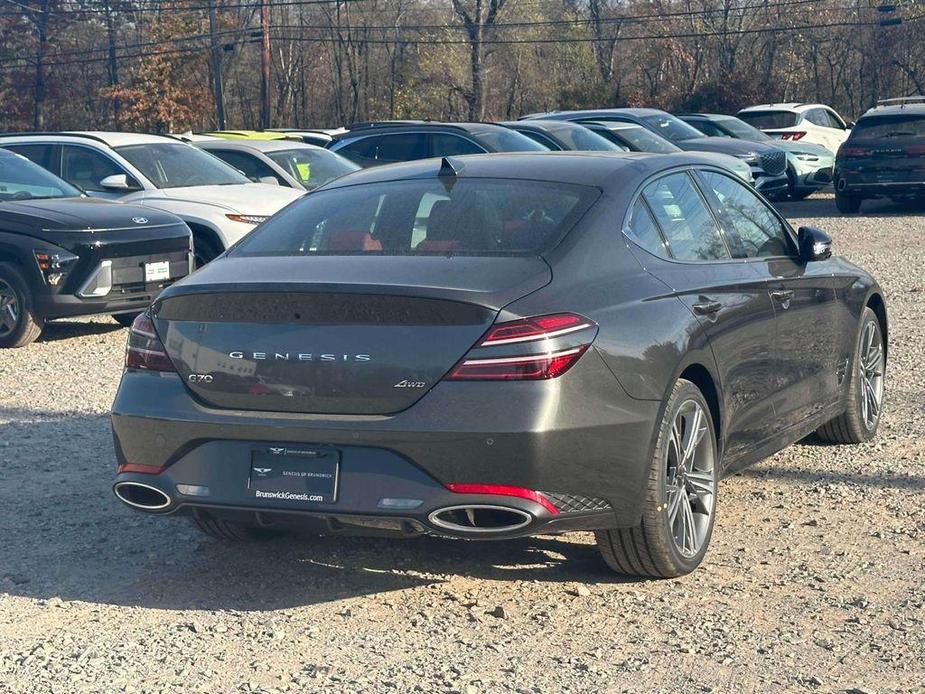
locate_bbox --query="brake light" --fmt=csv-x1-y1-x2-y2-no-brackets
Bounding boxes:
445,312,596,381
446,483,559,515
779,131,806,141
125,313,176,372
480,313,593,346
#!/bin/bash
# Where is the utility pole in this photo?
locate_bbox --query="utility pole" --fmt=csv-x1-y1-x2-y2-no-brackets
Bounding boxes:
33,0,50,129
105,1,120,125
260,0,271,129
208,0,226,129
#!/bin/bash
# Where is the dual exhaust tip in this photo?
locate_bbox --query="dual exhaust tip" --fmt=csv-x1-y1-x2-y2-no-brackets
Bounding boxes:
114,484,536,534
113,481,171,511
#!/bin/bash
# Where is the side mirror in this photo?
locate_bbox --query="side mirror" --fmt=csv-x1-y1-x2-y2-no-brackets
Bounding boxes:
798,226,832,262
99,173,135,191
258,175,280,186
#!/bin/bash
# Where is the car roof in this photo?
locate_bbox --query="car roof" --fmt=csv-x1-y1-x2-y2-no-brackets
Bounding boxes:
198,139,325,153
583,120,640,130
738,103,830,113
862,99,925,117
204,130,295,141
0,131,181,147
676,113,736,121
334,121,517,139
525,108,668,120
500,119,596,134
319,151,728,192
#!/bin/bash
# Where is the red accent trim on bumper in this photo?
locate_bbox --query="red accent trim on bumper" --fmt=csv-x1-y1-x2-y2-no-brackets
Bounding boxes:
446,483,559,515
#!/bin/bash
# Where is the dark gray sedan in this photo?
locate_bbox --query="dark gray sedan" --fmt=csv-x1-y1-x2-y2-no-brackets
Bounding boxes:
110,152,886,578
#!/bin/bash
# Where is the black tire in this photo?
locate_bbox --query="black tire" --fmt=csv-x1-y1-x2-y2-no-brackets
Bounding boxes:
816,307,885,444
789,187,814,201
111,312,141,328
191,509,278,542
835,188,862,214
595,379,719,578
192,233,221,268
0,262,44,348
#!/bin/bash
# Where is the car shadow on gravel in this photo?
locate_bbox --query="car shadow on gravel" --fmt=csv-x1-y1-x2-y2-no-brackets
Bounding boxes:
774,195,923,219
37,317,125,343
739,462,925,491
0,410,638,614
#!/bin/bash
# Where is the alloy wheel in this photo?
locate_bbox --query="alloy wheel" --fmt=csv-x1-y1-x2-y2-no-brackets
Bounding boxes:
0,280,20,338
665,399,716,558
859,320,884,429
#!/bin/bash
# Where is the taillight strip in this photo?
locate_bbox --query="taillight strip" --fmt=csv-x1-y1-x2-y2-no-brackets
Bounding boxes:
460,346,583,366
480,322,594,347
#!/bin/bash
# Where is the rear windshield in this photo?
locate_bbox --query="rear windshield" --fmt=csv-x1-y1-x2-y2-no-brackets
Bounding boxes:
230,177,598,257
737,110,799,130
266,148,359,190
850,114,925,140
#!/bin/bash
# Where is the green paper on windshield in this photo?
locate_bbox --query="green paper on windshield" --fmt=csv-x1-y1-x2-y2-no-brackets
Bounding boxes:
295,162,311,182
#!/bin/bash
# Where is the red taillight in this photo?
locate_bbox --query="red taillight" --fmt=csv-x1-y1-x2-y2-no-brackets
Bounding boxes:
839,146,869,157
446,345,589,381
446,483,559,515
779,131,806,141
125,313,176,372
445,312,596,381
480,313,593,346
117,463,167,474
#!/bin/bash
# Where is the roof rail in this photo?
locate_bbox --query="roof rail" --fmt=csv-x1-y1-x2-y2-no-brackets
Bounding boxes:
876,95,925,107
346,119,434,130
0,131,112,144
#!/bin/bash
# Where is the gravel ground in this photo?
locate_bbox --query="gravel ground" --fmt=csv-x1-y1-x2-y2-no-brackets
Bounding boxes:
0,193,923,693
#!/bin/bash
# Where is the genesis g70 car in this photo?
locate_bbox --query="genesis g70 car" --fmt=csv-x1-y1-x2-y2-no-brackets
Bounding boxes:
111,152,887,577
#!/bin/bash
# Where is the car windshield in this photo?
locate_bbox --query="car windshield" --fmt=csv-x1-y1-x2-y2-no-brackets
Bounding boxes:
716,117,773,141
0,151,81,201
599,124,680,153
467,127,549,152
115,143,249,188
738,110,799,130
546,124,623,151
850,114,925,139
266,148,360,190
639,114,706,142
230,177,598,257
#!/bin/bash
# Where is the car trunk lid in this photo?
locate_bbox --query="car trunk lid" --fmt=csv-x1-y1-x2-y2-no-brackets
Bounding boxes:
152,255,551,414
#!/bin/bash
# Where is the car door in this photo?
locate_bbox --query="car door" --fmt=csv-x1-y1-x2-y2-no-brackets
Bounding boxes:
822,108,851,149
60,144,134,199
697,169,843,430
629,171,779,462
804,109,842,153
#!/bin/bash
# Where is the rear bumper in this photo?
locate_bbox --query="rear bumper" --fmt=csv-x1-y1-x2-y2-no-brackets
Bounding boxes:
111,355,661,532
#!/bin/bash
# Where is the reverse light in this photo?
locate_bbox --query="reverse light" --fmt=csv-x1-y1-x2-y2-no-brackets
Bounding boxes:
446,483,559,515
445,312,596,381
125,313,176,372
226,213,269,225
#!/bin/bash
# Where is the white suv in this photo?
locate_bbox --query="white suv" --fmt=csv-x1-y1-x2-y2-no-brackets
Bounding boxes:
737,103,852,154
0,132,304,264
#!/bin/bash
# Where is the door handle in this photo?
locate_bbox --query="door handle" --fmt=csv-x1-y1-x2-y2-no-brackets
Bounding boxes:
770,289,794,301
692,300,723,316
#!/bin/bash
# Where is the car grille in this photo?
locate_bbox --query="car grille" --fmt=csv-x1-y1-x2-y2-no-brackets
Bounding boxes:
541,492,612,514
760,150,787,176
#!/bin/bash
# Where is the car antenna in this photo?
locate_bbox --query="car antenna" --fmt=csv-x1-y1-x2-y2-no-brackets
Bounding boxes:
438,157,462,192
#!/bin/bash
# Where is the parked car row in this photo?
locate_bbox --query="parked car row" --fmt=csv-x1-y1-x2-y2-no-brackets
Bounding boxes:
1,96,919,346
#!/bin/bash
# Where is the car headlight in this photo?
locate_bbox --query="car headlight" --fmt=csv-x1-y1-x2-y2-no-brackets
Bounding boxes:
226,214,270,225
735,152,760,166
794,153,820,162
34,249,79,286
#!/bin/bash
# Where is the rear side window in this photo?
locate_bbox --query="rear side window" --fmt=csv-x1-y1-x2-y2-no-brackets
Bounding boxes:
4,144,56,171
335,136,382,166
738,110,799,130
642,172,730,262
850,114,925,139
701,171,793,258
431,133,485,156
626,200,668,257
230,178,598,257
376,133,430,163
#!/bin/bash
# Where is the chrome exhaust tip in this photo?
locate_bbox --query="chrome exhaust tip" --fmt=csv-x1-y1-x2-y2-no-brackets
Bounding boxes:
114,481,172,511
428,505,532,534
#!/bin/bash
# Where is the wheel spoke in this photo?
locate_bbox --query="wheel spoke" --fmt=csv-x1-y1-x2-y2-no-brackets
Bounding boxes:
666,485,683,527
681,495,697,554
686,470,714,501
865,379,880,418
680,407,704,468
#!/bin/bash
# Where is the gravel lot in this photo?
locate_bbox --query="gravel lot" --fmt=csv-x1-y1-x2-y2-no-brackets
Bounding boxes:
0,193,923,693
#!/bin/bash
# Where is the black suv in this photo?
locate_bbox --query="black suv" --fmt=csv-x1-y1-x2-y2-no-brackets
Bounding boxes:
327,121,547,167
834,97,925,213
0,149,192,347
